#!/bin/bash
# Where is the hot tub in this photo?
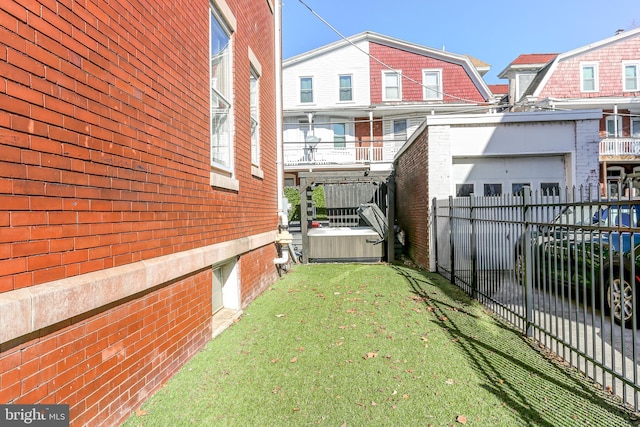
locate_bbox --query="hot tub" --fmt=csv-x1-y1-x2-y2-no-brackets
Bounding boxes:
307,227,383,262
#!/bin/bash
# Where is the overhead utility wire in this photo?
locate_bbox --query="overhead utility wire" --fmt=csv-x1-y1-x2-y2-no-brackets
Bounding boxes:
296,0,489,105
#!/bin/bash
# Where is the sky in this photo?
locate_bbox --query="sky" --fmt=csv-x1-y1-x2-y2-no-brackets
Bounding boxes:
282,0,640,84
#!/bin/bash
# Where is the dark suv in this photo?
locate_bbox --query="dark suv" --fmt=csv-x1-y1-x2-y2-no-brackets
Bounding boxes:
515,203,640,327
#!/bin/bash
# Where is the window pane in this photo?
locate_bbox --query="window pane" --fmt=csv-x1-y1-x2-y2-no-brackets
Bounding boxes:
512,183,529,195
393,119,407,141
541,182,560,196
211,11,232,168
211,16,230,100
424,72,440,99
250,72,259,165
384,73,400,100
339,75,352,101
484,183,502,196
333,123,346,148
300,77,313,103
625,65,638,91
582,66,595,91
456,184,473,197
632,118,640,138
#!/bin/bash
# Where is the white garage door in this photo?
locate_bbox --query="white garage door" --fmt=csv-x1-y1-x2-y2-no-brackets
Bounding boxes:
452,156,566,197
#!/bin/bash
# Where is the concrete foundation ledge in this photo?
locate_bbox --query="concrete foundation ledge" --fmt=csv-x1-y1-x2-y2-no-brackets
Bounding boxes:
0,231,275,345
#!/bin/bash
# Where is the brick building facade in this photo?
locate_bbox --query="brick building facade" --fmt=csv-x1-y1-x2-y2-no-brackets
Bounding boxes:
0,0,281,425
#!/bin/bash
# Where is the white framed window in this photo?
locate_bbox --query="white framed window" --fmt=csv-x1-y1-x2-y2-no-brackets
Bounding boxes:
300,77,313,103
339,75,352,101
393,119,407,141
210,8,233,171
541,182,560,196
333,122,346,148
512,183,530,196
580,63,598,92
483,183,502,196
632,117,640,138
623,62,639,92
382,70,402,101
456,183,474,197
422,69,442,100
606,115,623,137
250,66,260,167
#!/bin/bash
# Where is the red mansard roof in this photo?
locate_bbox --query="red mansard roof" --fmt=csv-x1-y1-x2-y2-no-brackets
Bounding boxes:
510,53,558,65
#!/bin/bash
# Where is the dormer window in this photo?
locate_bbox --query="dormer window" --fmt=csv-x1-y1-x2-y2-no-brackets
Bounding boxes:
422,69,442,101
623,63,639,92
580,63,598,92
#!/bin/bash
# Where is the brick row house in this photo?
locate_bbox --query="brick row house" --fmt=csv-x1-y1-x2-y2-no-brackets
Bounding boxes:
281,31,495,185
500,27,640,197
0,1,283,425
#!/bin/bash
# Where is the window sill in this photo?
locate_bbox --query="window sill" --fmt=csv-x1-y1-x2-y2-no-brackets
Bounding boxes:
210,171,239,191
251,165,264,179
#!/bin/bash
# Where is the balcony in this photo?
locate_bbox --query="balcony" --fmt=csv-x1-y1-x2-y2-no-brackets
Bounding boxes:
283,141,399,169
600,137,640,158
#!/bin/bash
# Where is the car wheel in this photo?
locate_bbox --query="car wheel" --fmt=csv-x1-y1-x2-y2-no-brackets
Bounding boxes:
606,272,636,328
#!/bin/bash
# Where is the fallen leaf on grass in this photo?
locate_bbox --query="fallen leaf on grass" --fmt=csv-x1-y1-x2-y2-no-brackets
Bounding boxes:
363,352,377,359
456,415,468,424
135,409,148,417
371,401,377,406
271,358,280,363
290,357,297,363
445,379,454,385
275,314,286,318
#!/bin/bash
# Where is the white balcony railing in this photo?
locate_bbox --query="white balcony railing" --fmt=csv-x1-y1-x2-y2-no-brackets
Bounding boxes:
600,138,640,156
283,142,398,167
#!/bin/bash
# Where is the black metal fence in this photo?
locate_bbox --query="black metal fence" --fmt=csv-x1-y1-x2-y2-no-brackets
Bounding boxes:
433,186,640,411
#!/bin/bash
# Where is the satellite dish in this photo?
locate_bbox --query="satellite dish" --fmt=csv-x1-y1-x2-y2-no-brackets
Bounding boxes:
305,135,320,147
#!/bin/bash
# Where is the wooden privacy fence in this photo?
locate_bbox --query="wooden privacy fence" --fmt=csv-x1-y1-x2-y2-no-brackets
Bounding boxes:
434,186,640,411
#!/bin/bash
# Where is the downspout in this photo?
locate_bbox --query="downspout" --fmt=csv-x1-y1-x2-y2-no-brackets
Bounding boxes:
274,0,290,266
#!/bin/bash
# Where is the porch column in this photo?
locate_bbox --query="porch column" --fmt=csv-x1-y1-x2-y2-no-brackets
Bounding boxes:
368,110,373,161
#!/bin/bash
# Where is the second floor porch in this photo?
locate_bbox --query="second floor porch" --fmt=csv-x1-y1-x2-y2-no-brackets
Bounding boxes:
283,140,401,169
600,137,640,159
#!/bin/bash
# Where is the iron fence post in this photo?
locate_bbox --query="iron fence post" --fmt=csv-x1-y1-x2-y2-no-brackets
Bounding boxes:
433,197,439,274
449,195,455,285
470,194,478,299
523,186,533,337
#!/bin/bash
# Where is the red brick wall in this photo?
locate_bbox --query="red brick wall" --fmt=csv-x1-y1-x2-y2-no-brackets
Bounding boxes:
0,270,212,426
0,0,279,425
0,0,278,292
369,43,486,105
394,129,430,269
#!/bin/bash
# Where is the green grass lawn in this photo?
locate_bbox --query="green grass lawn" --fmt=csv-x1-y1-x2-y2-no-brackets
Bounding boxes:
123,263,637,426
